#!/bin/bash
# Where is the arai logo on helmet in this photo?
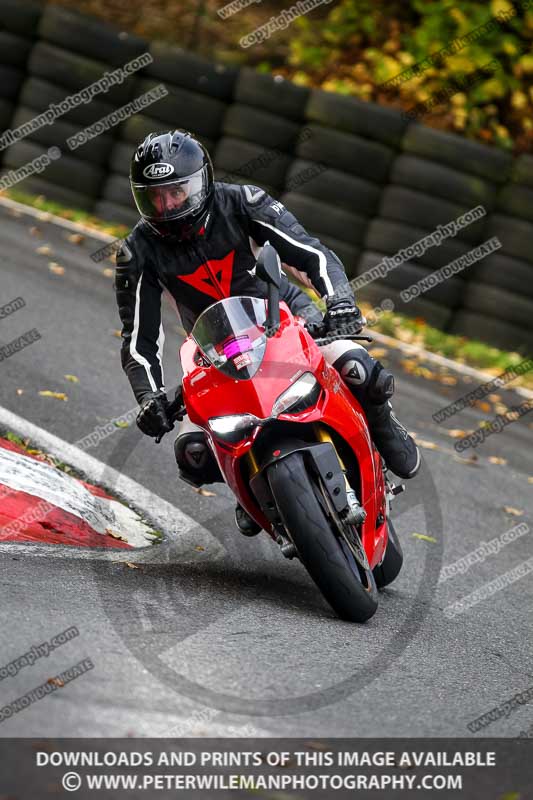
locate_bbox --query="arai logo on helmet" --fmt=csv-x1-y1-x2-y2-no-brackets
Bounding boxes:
143,162,174,180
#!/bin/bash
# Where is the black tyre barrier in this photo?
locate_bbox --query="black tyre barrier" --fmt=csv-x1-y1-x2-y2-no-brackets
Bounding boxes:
285,159,381,216
0,174,95,211
483,213,533,265
213,136,291,190
449,310,533,354
213,172,275,198
18,77,117,126
38,5,148,67
297,123,393,183
380,186,486,244
0,99,14,131
390,154,496,209
235,68,310,122
462,282,533,330
469,252,533,300
356,250,464,308
0,65,24,100
146,41,238,101
93,199,139,228
280,191,368,246
402,123,513,184
356,280,453,330
3,141,105,197
101,173,136,207
135,78,226,140
317,234,361,280
511,154,533,188
28,43,136,105
118,113,171,144
496,183,533,224
0,32,33,69
108,141,135,176
365,218,471,270
222,104,302,152
10,106,113,166
306,89,408,149
0,0,42,36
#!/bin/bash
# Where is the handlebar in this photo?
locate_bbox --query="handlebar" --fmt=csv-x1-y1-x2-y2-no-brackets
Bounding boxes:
304,322,373,345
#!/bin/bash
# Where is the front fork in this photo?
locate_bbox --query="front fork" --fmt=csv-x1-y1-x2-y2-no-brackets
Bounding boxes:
314,425,366,526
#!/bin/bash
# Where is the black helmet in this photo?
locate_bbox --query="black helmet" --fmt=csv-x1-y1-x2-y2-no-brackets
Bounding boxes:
130,130,214,240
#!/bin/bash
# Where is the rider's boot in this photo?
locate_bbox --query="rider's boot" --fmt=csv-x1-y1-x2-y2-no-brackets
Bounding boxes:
234,504,262,537
363,399,420,479
332,349,420,479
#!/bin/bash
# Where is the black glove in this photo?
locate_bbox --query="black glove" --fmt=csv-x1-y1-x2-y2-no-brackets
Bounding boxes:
136,391,172,438
323,297,366,336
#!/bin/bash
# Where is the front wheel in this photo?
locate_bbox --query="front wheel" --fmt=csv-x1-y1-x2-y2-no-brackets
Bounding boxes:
268,452,378,623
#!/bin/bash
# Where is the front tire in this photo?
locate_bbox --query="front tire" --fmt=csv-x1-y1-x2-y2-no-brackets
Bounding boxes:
268,452,378,623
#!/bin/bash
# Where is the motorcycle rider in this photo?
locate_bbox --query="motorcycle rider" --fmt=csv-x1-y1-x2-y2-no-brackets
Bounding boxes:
115,130,420,535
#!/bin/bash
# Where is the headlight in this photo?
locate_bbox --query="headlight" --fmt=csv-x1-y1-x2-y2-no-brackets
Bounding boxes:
208,413,261,443
272,372,320,417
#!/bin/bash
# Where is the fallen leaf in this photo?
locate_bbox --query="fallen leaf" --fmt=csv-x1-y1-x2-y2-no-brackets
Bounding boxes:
503,506,524,516
193,487,217,496
528,477,533,484
48,262,65,275
37,211,51,222
488,456,507,465
495,403,509,415
414,437,440,450
39,391,68,401
447,429,470,438
439,375,458,386
112,329,122,338
36,245,52,255
488,394,502,403
47,677,64,687
195,545,205,551
453,453,479,466
102,268,114,278
368,347,388,359
106,528,128,541
123,561,141,570
411,533,437,543
16,388,24,396
64,374,79,383
113,420,129,428
474,400,492,413
67,233,85,244
29,226,42,237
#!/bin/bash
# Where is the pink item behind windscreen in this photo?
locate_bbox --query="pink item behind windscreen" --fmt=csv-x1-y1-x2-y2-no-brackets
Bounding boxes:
223,336,252,359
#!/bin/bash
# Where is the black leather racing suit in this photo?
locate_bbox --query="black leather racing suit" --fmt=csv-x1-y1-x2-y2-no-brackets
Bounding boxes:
115,181,352,404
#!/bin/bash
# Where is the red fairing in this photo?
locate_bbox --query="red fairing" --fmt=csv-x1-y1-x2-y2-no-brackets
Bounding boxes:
180,302,388,569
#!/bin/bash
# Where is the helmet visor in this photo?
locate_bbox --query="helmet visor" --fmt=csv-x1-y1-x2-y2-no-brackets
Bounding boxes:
131,165,209,222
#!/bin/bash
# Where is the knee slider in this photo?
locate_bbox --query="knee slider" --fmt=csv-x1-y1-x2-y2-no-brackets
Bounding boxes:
333,347,374,388
367,361,395,403
174,432,222,485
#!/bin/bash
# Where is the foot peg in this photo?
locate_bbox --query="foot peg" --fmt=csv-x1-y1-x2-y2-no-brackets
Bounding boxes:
276,534,297,559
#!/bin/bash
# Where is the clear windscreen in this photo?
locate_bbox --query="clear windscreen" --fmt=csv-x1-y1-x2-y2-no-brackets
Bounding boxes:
191,296,268,380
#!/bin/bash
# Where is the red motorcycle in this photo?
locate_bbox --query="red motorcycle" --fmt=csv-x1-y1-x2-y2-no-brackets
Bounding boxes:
165,245,405,622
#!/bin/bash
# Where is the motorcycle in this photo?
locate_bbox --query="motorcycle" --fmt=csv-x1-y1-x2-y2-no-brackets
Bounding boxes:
162,244,405,622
